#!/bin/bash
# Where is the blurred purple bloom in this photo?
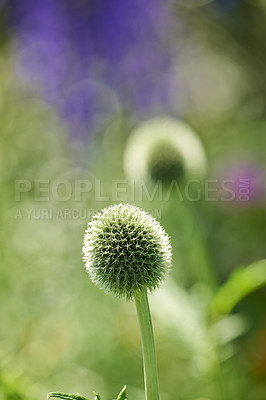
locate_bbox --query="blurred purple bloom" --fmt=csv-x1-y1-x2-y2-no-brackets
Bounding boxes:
9,0,175,143
217,162,265,207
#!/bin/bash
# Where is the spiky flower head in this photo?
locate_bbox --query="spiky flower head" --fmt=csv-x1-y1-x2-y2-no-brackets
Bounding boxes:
82,203,172,299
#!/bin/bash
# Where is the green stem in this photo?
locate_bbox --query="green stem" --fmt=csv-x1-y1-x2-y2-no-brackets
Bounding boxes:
134,290,160,400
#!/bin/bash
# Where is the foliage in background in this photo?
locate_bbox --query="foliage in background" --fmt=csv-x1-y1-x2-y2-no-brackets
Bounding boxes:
1,1,266,399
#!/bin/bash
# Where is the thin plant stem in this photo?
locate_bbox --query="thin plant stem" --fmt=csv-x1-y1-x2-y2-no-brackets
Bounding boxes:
134,289,160,400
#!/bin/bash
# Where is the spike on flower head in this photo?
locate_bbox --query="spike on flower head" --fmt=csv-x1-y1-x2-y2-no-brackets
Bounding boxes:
82,203,172,299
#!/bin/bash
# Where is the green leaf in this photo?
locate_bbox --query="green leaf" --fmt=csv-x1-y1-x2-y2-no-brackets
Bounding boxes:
46,386,127,400
115,386,127,400
46,387,127,400
47,392,92,400
210,259,266,318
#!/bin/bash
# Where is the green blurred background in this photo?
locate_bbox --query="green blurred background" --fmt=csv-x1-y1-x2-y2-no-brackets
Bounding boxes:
0,1,266,400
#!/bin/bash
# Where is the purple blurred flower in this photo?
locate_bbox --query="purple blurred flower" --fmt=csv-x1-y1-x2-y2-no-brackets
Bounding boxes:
217,162,265,207
9,0,175,143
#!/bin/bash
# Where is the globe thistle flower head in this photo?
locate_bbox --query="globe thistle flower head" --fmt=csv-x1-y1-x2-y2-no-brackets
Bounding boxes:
147,140,185,183
124,117,207,184
82,203,172,299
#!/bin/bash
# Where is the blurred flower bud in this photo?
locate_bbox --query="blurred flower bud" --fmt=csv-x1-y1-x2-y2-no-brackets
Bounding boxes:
124,117,207,184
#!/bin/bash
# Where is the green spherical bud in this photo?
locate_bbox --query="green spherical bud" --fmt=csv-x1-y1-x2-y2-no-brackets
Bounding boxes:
124,117,207,183
147,140,185,183
82,203,172,299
